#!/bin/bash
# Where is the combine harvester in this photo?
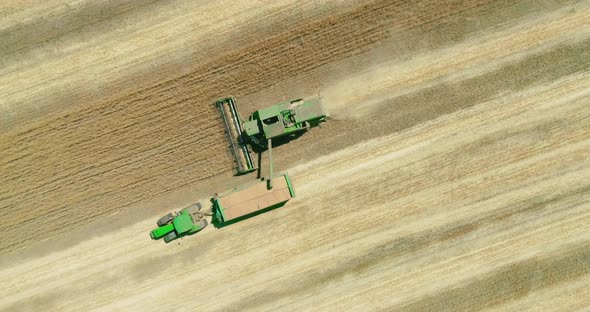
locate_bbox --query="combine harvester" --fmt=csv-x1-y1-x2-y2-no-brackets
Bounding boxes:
216,96,328,174
150,96,328,243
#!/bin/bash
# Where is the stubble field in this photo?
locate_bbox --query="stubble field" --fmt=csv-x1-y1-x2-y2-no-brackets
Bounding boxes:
1,0,588,311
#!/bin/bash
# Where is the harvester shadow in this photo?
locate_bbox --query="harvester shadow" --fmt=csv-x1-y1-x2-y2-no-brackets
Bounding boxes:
251,130,308,154
256,149,263,179
252,131,308,179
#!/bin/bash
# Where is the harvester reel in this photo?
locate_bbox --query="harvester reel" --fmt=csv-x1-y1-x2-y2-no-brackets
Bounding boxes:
216,97,256,174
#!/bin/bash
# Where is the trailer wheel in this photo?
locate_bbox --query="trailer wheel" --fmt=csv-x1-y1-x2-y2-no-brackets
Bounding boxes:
157,212,175,227
163,231,177,243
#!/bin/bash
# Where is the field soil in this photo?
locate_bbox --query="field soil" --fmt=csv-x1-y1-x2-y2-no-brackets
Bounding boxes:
1,0,589,311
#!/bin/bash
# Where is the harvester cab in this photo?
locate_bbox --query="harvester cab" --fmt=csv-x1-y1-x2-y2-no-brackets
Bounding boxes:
216,96,328,175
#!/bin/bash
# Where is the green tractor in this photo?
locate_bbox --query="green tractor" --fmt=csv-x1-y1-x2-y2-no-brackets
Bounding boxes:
216,96,328,175
149,173,295,244
150,203,210,243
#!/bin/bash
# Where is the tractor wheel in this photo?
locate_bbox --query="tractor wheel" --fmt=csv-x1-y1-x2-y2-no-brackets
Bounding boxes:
186,202,201,212
157,212,175,227
163,231,177,243
197,219,208,231
182,203,201,220
183,202,203,215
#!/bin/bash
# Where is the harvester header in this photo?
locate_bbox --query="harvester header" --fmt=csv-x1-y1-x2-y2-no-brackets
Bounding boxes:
216,97,256,174
216,96,328,175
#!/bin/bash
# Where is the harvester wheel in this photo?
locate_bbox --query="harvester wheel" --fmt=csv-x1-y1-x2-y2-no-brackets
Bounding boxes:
163,231,177,243
157,212,175,227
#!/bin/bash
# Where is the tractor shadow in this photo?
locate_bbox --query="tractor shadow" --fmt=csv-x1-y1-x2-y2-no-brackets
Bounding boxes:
152,227,207,244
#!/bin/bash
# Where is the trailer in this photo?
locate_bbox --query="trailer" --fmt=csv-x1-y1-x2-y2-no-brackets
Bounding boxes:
212,173,295,226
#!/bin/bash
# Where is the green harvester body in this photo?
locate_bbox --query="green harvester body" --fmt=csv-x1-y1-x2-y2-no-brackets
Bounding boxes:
216,96,328,174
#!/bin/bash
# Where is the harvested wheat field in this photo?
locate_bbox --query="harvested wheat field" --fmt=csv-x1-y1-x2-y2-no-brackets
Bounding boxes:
1,0,589,311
